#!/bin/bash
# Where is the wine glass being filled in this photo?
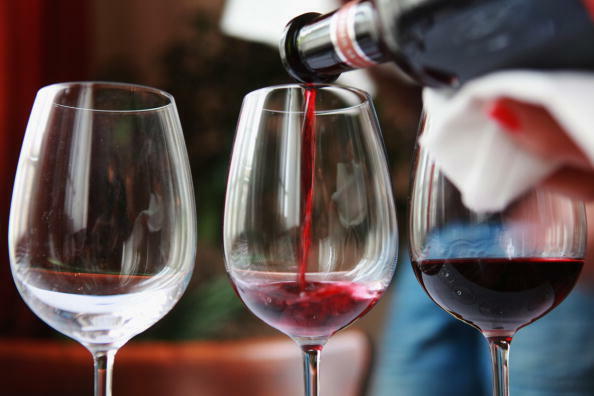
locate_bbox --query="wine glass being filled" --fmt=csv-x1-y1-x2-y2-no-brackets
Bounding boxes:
224,84,398,396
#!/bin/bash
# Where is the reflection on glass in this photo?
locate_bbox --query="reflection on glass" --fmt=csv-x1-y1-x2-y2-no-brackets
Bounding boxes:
224,84,398,396
9,82,196,396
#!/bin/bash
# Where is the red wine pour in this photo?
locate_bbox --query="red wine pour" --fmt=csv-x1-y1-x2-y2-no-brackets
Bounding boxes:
412,257,583,336
299,87,317,289
233,280,382,339
280,0,594,86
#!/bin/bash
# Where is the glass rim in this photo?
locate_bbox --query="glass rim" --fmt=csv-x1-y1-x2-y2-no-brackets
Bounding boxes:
38,81,175,113
244,83,372,114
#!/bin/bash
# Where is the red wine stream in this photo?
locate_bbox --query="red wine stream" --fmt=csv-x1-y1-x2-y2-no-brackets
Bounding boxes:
299,86,317,289
231,87,383,341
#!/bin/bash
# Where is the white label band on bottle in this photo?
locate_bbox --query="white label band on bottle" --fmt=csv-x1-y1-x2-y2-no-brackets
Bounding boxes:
330,0,378,69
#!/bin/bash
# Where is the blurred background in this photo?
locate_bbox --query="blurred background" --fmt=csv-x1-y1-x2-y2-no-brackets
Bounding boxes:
0,0,421,352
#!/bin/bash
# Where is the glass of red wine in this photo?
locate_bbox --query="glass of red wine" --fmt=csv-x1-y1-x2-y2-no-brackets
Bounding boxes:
9,82,197,396
224,84,398,396
409,122,587,396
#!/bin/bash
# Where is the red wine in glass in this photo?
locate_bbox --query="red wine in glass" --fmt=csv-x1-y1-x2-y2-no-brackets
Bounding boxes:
233,280,383,342
243,85,382,345
225,84,397,396
412,257,583,338
409,135,586,396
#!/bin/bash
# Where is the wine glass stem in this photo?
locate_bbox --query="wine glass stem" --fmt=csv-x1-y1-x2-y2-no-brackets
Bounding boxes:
93,349,116,396
488,337,511,396
302,348,321,396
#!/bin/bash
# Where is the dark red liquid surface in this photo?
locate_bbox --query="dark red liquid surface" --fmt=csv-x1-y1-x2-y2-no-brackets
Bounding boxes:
298,87,317,288
234,280,381,339
412,258,583,335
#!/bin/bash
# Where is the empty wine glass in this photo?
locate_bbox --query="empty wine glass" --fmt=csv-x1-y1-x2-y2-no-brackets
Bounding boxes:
409,117,586,396
9,82,197,396
224,84,398,396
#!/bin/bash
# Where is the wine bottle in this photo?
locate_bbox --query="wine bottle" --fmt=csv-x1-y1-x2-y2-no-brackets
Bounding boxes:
280,0,594,86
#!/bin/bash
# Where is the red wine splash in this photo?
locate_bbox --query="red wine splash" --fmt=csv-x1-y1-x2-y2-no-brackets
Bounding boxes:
412,257,583,336
233,280,382,339
299,86,317,289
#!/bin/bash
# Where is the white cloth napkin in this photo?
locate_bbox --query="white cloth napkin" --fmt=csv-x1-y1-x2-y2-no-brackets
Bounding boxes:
421,71,594,212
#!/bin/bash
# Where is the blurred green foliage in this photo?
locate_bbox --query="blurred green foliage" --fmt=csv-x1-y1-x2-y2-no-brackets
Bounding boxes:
140,14,293,340
161,14,293,246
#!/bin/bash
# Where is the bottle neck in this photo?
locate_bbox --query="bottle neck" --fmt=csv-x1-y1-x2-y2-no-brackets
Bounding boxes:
281,0,391,83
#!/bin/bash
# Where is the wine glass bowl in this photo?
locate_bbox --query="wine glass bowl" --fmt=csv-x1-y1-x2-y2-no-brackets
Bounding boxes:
232,270,384,342
409,133,586,395
224,84,397,395
9,82,196,395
